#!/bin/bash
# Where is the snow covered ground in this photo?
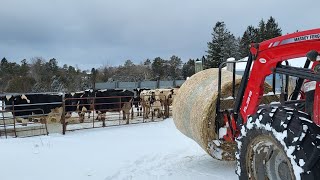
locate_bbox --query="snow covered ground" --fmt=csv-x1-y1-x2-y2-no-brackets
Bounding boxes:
0,118,237,180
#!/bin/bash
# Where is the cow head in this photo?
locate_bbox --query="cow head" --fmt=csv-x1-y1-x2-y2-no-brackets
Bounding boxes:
2,95,13,104
64,93,78,112
20,94,30,104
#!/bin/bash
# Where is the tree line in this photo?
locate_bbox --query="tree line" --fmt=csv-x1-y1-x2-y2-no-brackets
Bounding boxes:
0,16,281,93
205,16,282,68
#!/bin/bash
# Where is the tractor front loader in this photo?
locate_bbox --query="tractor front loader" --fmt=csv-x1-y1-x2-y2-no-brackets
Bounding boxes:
173,28,320,180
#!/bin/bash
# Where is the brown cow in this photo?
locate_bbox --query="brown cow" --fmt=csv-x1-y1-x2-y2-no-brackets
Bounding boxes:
140,89,155,121
154,88,179,118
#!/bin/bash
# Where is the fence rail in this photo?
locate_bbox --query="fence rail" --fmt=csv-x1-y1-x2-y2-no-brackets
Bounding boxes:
96,80,185,91
1,94,172,138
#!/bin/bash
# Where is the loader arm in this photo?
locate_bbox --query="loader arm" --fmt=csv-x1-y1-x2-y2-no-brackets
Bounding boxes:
239,28,320,124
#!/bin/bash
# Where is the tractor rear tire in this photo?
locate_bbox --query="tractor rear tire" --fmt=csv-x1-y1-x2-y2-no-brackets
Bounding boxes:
236,106,320,180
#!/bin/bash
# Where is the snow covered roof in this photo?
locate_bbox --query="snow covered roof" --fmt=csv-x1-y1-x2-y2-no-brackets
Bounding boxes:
222,57,248,71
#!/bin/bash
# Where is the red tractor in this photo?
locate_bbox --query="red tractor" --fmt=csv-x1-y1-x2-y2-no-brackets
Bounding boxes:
216,29,320,179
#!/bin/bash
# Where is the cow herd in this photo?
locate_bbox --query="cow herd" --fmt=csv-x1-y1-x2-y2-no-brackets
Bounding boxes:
0,87,179,127
139,88,178,120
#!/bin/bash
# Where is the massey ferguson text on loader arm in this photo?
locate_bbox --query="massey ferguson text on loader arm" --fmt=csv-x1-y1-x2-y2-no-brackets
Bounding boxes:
234,28,320,126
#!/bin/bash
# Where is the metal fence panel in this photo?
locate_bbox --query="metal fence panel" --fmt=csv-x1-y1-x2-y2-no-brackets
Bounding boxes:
140,81,157,89
175,80,185,87
118,82,138,91
96,80,189,90
159,81,173,88
96,82,116,89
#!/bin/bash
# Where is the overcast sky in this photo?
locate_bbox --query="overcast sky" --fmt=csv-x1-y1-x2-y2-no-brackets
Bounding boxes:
0,0,319,70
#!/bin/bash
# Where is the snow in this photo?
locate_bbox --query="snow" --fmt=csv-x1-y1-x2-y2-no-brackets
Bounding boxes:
287,57,310,67
299,116,314,124
208,140,223,160
223,57,248,71
218,127,228,139
233,57,249,70
223,56,310,71
0,100,4,108
0,118,237,180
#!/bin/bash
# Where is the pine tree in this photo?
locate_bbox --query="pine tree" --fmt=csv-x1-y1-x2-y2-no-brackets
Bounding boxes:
239,25,258,58
151,57,166,80
91,68,97,89
225,34,240,60
239,17,282,57
206,22,237,68
265,16,282,40
256,17,282,42
168,55,182,80
182,59,195,79
20,59,29,76
256,19,266,42
143,59,151,67
124,60,134,67
6,76,36,93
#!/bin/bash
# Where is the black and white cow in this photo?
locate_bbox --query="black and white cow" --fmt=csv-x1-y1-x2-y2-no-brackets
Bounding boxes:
95,89,134,125
133,88,150,116
64,90,96,123
2,93,63,124
77,89,95,122
1,89,135,126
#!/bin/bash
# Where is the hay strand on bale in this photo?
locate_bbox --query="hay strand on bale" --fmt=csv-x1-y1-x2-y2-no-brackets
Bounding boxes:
172,68,278,161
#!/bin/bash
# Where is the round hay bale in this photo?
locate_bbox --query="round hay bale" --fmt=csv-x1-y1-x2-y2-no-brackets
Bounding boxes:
172,68,278,161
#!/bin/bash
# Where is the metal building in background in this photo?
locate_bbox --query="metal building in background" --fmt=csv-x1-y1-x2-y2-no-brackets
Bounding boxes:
195,59,203,73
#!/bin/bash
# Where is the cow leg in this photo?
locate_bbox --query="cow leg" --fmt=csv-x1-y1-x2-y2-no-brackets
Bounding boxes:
80,115,84,123
131,108,134,120
78,112,84,123
139,104,142,116
144,108,147,119
142,106,146,122
127,112,130,124
125,110,130,124
156,109,159,118
122,110,126,120
151,110,154,122
144,110,147,123
157,109,161,118
142,106,145,121
145,106,150,120
96,111,100,120
101,113,106,127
